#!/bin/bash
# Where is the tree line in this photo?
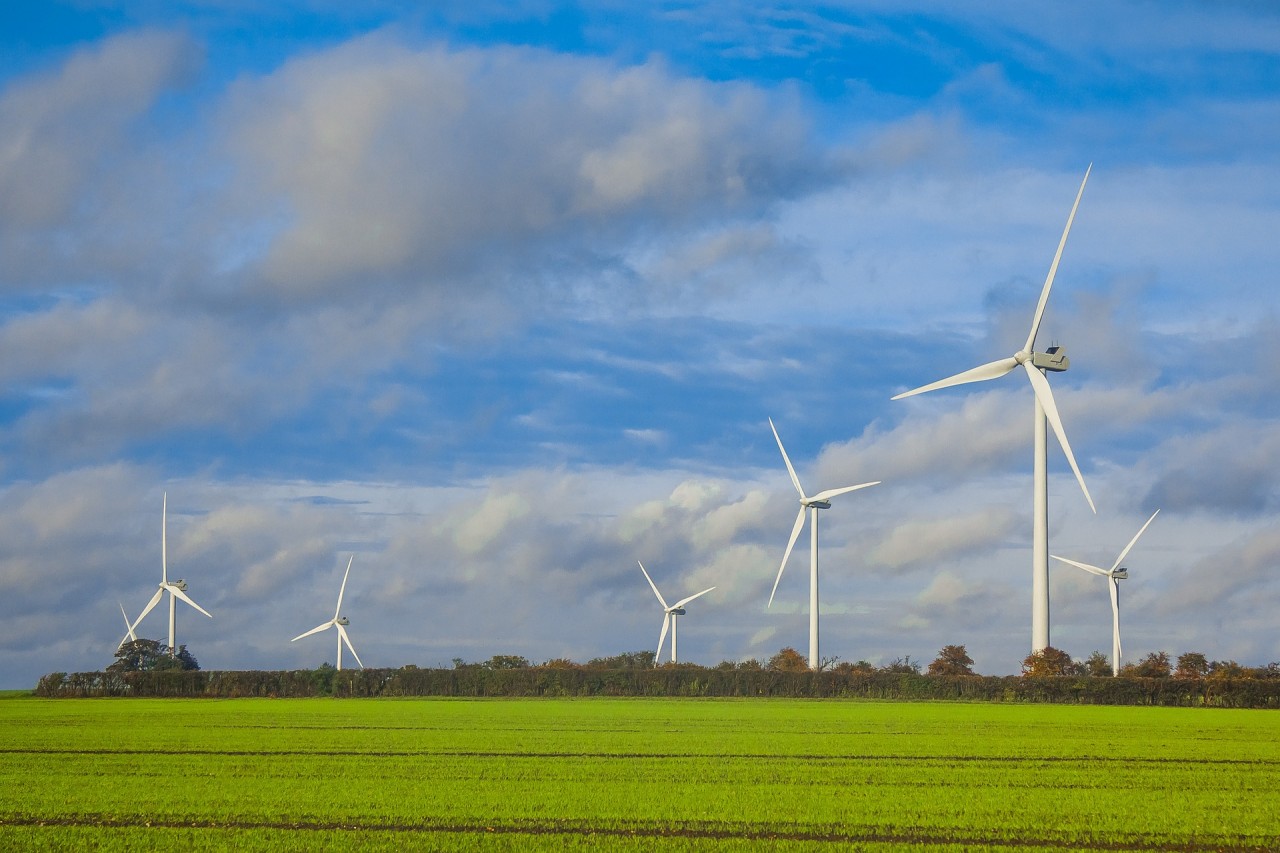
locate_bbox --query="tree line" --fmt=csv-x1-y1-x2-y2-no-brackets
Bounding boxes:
34,642,1280,707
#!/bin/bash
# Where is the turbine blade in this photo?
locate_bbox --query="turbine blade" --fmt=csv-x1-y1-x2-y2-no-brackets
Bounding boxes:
655,613,671,663
1025,164,1091,353
1023,362,1095,513
1050,555,1110,577
170,586,213,619
1109,577,1122,661
769,507,807,607
672,586,716,610
291,621,332,642
1110,509,1160,573
891,357,1019,400
637,561,669,610
134,588,164,627
336,623,363,669
161,492,168,585
334,555,354,619
811,481,881,503
769,418,806,498
119,601,137,642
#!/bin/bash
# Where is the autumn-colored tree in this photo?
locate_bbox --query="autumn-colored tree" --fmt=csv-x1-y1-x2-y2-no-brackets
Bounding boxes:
1021,646,1076,677
927,645,975,676
1120,651,1172,678
1175,652,1209,679
767,647,810,672
1082,651,1111,677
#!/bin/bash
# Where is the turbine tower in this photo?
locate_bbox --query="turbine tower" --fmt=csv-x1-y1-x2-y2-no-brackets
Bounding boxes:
292,555,363,671
767,418,880,670
1053,510,1159,676
891,166,1096,654
638,561,714,666
130,493,213,653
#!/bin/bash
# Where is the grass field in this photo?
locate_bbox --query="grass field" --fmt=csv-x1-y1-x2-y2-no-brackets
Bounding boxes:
1,696,1277,851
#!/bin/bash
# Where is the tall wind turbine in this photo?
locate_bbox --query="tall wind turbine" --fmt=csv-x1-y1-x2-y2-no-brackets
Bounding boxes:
130,493,212,652
117,602,138,650
292,555,363,671
767,418,880,670
891,166,1096,654
1053,510,1159,676
638,561,714,666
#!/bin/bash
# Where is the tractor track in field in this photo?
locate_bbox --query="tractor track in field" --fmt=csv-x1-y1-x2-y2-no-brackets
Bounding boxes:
0,746,1274,767
1,814,1276,851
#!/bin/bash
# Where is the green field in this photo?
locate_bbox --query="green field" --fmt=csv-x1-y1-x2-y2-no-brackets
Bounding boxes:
1,696,1277,851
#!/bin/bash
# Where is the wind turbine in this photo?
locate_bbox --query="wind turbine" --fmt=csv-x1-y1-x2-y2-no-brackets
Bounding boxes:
891,166,1096,654
638,561,714,666
117,602,137,650
767,418,880,670
130,493,212,653
292,555,363,671
1053,509,1159,676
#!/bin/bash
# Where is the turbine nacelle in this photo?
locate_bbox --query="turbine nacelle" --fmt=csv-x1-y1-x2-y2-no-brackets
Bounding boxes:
1031,345,1070,372
337,616,350,626
1111,567,1128,580
667,607,687,616
803,498,832,510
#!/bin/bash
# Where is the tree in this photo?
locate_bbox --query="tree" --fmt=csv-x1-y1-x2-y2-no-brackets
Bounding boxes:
1083,651,1111,677
484,654,530,670
927,645,975,676
1175,652,1209,679
1208,659,1246,679
767,647,809,672
1021,646,1076,677
832,660,875,675
1121,651,1171,678
585,651,656,669
881,656,922,674
108,639,199,672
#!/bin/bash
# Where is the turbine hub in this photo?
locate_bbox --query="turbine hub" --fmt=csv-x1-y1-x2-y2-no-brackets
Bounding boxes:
1014,349,1030,365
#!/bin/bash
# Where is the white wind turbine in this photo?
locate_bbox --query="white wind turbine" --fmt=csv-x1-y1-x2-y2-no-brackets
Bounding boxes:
891,166,1096,654
638,561,715,666
767,418,880,671
130,493,213,653
1053,509,1159,676
292,555,363,670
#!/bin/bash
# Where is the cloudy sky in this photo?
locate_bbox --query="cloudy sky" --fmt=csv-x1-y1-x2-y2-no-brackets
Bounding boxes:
1,1,1276,687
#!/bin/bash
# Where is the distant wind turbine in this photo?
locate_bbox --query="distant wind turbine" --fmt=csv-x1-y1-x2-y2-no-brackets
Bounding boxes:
767,418,880,670
1053,510,1159,676
117,601,137,650
130,493,213,653
891,166,1096,654
638,561,714,666
292,555,363,671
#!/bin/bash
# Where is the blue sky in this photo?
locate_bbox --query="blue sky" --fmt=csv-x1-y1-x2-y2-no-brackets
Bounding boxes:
1,1,1277,687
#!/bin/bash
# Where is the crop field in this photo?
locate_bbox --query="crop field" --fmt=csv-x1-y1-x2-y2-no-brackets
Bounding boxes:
0,696,1277,851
